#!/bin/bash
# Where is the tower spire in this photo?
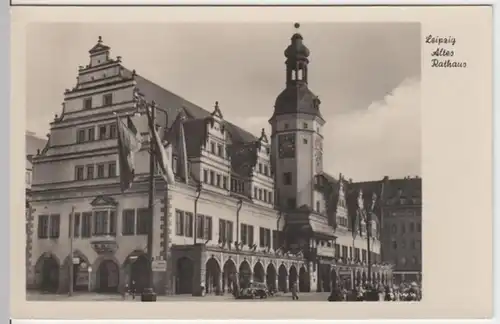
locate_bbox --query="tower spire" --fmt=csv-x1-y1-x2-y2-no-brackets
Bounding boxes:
284,22,310,86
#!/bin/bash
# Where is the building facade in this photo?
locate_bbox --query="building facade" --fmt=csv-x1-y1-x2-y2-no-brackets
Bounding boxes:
28,31,392,295
379,177,422,284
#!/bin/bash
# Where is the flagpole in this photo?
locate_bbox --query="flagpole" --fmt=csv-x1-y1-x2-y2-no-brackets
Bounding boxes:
68,206,75,297
142,102,157,302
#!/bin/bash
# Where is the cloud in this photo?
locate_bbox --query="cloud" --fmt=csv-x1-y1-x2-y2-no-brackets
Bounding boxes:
326,77,421,181
232,77,421,182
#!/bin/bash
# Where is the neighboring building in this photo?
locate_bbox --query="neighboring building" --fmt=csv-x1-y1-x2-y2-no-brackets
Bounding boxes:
354,176,422,284
380,176,422,284
25,131,48,287
28,31,392,295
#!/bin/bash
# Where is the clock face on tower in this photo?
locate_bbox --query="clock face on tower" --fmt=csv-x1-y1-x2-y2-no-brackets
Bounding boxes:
278,133,296,159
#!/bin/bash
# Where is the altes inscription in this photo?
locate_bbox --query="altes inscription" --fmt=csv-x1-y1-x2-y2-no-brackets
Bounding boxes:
425,34,467,69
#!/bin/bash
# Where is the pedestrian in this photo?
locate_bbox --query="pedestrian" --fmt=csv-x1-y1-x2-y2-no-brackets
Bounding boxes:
291,281,299,300
131,280,136,300
121,283,129,300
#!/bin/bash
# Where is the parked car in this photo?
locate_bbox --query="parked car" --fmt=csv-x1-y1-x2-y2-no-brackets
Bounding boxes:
249,282,270,299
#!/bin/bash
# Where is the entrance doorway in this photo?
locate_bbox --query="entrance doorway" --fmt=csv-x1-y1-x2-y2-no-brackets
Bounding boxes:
266,264,277,291
97,260,119,293
130,255,149,294
253,262,265,283
299,266,309,292
176,257,194,294
239,261,252,289
38,255,60,293
278,264,288,292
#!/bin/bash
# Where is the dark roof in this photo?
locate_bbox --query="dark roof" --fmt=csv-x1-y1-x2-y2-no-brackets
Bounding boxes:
284,33,310,60
273,83,323,119
131,70,263,179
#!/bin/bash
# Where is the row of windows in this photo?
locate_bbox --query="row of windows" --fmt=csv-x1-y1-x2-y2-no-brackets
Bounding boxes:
332,244,380,263
391,239,421,250
75,161,116,181
202,169,229,190
83,93,113,110
208,140,227,159
77,122,117,144
231,178,245,193
38,208,150,239
175,210,213,241
253,187,273,204
256,162,271,177
336,216,348,227
396,256,420,266
390,222,421,234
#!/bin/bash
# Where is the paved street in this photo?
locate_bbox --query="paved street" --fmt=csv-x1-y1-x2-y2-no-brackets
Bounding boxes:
27,291,331,302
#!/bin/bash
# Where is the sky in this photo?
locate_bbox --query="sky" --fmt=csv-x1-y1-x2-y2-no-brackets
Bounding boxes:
26,22,421,181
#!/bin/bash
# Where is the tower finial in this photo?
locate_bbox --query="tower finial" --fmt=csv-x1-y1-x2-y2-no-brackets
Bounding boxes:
294,22,300,30
98,36,103,43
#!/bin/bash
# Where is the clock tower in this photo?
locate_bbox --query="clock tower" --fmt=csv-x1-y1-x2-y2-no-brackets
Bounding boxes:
269,23,326,212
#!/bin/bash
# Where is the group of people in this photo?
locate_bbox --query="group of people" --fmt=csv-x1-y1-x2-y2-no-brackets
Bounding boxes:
327,281,422,302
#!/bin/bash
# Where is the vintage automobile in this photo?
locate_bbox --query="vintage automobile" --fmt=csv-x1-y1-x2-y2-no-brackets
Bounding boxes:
235,282,270,299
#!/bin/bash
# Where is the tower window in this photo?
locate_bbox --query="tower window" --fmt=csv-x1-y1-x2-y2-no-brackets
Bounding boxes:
303,122,309,129
283,172,292,185
284,123,289,130
103,93,113,106
303,138,308,144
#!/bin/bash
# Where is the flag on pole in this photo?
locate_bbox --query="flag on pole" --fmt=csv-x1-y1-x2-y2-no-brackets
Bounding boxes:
165,111,189,183
145,106,175,185
116,115,142,192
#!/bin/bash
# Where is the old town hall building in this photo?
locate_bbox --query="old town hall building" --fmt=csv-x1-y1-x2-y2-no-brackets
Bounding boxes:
27,28,393,296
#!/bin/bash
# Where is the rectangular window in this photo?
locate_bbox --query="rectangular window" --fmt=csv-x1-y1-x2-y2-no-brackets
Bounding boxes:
109,210,116,236
97,164,105,178
184,212,193,237
259,227,265,247
264,165,268,176
88,127,95,141
73,212,81,238
263,189,267,202
222,176,228,190
209,171,215,185
37,215,49,239
210,142,215,154
108,162,117,178
196,214,204,239
86,165,94,180
75,166,84,181
226,220,233,243
216,174,221,187
342,245,348,259
103,93,113,106
83,97,92,110
334,244,340,258
283,172,292,185
265,228,271,247
254,187,258,198
303,122,308,129
203,170,208,183
109,124,117,139
355,248,360,260
268,192,273,204
175,210,184,236
93,211,108,235
81,212,92,238
49,214,60,238
258,163,262,173
240,224,248,245
136,208,149,235
203,216,213,240
77,129,86,143
248,225,254,246
219,219,226,242
99,125,107,140
122,209,135,235
258,189,262,200
217,144,223,157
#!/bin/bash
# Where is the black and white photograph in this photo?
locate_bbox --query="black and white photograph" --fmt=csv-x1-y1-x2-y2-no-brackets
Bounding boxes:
25,21,423,303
